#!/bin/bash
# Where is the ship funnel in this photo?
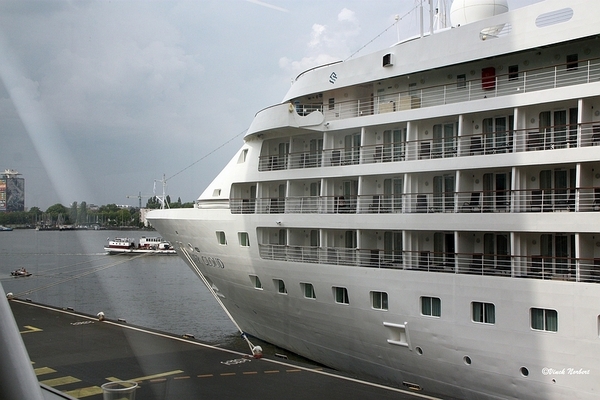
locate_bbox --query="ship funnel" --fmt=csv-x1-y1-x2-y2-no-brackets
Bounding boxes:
450,0,508,27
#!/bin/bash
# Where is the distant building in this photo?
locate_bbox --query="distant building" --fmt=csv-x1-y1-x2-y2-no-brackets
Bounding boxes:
0,169,25,212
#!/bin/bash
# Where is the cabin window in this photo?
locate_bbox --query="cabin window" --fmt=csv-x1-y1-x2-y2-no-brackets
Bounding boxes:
343,133,361,165
371,291,388,310
239,232,250,247
382,53,393,67
457,74,466,89
383,231,403,264
238,149,248,163
334,286,349,304
531,308,558,332
328,98,335,110
250,275,262,289
472,302,495,324
566,53,578,71
421,296,441,317
216,231,227,245
301,282,316,299
274,279,287,294
508,65,519,81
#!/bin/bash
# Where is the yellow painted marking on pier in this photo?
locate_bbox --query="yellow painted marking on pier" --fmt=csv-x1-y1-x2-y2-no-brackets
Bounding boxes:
198,374,214,378
20,325,42,334
107,369,184,383
40,376,81,387
286,369,302,373
243,371,258,375
264,370,280,374
220,372,236,376
34,367,56,376
63,386,103,398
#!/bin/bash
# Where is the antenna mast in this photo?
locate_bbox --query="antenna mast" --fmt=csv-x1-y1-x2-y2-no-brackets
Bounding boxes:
154,174,170,209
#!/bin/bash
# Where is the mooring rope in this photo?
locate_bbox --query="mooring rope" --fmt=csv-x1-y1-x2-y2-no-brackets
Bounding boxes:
10,253,151,298
180,248,262,358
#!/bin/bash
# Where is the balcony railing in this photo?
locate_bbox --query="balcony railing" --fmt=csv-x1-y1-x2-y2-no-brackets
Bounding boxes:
258,122,600,172
320,57,600,121
258,244,600,283
230,187,600,215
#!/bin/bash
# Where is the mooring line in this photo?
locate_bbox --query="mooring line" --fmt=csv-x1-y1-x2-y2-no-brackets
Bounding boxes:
180,248,263,358
11,253,152,298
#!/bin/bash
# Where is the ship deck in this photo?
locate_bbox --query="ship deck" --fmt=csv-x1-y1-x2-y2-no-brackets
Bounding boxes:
10,299,442,400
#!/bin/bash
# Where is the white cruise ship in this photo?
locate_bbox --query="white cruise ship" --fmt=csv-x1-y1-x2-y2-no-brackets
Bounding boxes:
148,1,600,398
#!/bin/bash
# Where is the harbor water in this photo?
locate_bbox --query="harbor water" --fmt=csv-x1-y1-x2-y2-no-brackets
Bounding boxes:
0,229,243,347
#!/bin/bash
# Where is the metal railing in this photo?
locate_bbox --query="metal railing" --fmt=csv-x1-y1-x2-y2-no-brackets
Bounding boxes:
231,187,600,215
320,58,600,120
258,122,600,171
257,244,600,283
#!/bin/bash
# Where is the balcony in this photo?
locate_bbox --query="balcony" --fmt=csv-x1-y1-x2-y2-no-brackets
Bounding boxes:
230,187,600,215
317,57,600,121
257,244,600,284
258,122,600,172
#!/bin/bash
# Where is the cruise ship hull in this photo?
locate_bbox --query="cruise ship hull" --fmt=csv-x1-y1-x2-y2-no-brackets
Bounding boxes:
149,207,598,399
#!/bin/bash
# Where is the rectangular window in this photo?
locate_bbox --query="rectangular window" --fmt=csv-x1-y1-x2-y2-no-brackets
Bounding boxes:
237,149,248,163
508,64,519,80
566,53,578,71
472,302,495,324
531,308,558,332
457,74,466,89
421,296,441,317
371,291,389,310
216,231,227,245
250,275,262,289
301,283,316,299
334,287,349,304
328,98,335,110
239,232,250,247
274,279,287,294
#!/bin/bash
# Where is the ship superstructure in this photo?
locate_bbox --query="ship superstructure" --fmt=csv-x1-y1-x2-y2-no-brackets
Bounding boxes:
148,1,600,398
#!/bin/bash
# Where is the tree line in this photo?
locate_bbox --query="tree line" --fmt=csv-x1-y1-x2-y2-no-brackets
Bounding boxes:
0,196,193,228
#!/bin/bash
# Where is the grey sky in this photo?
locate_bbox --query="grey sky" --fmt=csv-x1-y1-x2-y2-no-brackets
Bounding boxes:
0,0,538,210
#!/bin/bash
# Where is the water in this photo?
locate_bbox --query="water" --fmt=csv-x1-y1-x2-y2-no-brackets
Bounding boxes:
0,229,240,345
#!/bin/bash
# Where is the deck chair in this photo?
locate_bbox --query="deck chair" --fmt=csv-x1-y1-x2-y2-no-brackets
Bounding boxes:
461,192,481,212
531,190,542,212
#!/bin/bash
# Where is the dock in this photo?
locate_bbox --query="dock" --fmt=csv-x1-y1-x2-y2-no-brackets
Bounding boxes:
9,299,441,400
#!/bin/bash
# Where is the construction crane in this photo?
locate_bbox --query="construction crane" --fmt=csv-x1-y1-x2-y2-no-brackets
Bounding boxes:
126,192,152,209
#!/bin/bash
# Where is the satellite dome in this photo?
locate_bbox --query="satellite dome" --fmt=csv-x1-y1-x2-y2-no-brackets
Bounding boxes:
450,0,509,27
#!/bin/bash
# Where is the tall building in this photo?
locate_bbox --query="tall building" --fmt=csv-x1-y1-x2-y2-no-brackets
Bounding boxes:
0,169,25,212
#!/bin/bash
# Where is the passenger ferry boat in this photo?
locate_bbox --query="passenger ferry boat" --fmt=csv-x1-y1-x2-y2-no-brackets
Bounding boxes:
104,236,176,255
148,1,600,398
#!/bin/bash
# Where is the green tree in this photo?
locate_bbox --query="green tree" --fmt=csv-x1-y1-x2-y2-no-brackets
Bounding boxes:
70,202,78,224
78,201,87,225
46,203,69,223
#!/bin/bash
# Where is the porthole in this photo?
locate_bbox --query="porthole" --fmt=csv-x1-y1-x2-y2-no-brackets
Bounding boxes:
520,367,529,377
464,356,472,365
416,346,423,355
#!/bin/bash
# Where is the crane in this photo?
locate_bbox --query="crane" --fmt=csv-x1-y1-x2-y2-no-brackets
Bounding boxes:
126,192,152,209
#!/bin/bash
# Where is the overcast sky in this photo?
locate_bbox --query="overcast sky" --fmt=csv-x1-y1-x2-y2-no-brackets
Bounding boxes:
0,0,538,210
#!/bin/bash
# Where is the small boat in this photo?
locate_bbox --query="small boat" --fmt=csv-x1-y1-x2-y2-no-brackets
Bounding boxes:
11,268,31,277
104,237,176,255
0,225,13,231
